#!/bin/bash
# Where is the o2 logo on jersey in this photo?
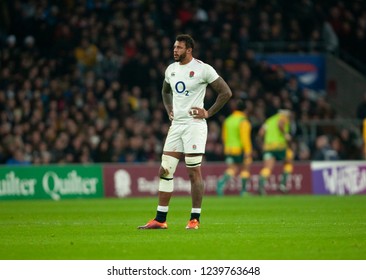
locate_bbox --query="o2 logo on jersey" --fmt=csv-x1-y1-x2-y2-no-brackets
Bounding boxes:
175,81,189,96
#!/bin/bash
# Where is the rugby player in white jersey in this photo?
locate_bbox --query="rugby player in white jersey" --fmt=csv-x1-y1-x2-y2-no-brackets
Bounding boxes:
138,34,232,230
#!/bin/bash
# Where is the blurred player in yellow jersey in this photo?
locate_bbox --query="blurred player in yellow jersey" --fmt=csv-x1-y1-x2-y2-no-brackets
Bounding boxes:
217,99,252,196
258,109,293,195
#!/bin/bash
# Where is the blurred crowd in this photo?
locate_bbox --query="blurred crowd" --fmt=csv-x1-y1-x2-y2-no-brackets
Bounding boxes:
0,0,365,165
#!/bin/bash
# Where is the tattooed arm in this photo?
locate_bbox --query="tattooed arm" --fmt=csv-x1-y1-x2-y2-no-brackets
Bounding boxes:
206,77,232,118
190,77,232,119
162,80,174,120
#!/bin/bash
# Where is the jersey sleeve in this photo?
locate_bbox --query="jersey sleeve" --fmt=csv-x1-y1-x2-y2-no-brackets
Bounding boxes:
203,63,220,84
164,65,171,84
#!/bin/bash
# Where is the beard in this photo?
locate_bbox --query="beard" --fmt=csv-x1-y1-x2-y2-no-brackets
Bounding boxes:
174,52,186,62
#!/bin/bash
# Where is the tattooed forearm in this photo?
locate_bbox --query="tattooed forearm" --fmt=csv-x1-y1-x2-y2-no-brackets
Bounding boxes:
162,80,173,114
207,77,232,118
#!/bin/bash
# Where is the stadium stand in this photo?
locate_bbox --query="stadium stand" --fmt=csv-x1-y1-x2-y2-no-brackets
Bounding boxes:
0,0,364,164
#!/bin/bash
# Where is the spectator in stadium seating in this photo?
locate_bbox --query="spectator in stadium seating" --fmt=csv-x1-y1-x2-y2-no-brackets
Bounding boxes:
6,149,31,165
296,141,311,161
94,139,111,163
74,38,99,73
338,127,361,160
356,93,366,121
312,135,339,161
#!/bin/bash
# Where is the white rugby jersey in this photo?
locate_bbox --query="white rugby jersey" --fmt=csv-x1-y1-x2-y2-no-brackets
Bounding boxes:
164,58,219,124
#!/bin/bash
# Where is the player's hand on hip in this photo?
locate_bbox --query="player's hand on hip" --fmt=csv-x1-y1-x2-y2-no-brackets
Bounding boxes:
169,111,174,121
189,107,208,119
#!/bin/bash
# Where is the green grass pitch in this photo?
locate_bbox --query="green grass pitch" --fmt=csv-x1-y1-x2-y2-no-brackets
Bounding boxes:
0,195,365,260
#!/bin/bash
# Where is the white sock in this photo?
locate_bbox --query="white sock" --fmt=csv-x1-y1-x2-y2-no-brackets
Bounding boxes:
157,205,169,212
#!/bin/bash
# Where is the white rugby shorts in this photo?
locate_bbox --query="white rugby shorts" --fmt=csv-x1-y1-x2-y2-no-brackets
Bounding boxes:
163,122,208,154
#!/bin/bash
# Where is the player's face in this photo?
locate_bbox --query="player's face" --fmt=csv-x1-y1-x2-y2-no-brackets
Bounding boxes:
173,41,189,62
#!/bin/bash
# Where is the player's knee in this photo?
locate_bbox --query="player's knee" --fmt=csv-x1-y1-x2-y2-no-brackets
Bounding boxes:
185,155,202,168
260,167,271,178
158,155,179,193
159,166,168,177
160,155,179,179
240,170,250,179
286,149,294,161
226,167,236,176
284,163,293,174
